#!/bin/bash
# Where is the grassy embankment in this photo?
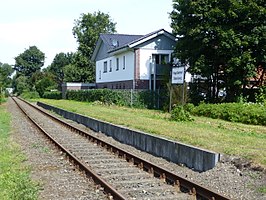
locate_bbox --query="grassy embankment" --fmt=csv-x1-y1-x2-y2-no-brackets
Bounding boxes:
0,101,38,200
38,99,266,169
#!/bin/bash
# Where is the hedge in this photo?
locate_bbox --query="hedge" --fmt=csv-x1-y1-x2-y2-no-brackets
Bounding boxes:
65,89,165,109
42,91,62,100
191,102,266,126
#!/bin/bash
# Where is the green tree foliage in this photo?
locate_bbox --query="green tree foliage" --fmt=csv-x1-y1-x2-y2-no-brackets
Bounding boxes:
14,46,45,77
13,74,29,95
35,73,57,97
47,52,74,89
12,46,46,95
0,62,13,89
72,11,116,82
73,11,116,57
63,52,94,82
170,0,266,102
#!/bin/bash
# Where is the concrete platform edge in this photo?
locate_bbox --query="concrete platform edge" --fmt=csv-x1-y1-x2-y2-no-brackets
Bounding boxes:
37,101,220,171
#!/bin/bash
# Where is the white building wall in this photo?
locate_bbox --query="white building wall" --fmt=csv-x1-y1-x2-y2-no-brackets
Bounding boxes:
138,49,174,80
96,51,134,83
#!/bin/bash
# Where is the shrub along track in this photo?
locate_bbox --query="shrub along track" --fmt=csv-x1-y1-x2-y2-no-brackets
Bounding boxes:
12,96,231,200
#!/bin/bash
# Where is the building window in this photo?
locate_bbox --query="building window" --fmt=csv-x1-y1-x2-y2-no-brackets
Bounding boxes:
99,70,101,80
103,61,107,73
109,60,112,72
154,54,169,64
123,56,126,70
116,57,119,71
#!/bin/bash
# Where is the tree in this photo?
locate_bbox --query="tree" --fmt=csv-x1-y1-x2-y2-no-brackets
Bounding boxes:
35,73,57,97
170,0,266,102
72,11,116,82
14,46,45,77
12,74,30,95
47,52,74,89
0,63,13,89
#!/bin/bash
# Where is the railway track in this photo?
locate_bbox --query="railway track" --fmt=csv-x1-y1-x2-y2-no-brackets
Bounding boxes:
12,97,230,200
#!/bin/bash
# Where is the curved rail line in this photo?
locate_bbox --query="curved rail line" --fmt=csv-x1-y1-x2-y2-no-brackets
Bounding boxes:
13,97,231,200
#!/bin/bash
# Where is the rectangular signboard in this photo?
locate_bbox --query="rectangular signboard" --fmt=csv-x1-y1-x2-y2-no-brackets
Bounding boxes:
172,67,185,84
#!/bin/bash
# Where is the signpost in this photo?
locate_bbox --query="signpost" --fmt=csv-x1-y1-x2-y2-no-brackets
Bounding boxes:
169,59,186,111
172,66,185,84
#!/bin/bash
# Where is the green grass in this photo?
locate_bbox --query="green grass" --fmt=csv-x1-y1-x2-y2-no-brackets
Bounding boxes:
38,99,266,168
0,103,39,200
258,186,266,194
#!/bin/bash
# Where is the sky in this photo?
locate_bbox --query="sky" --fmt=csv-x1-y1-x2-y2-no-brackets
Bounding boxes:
0,0,173,68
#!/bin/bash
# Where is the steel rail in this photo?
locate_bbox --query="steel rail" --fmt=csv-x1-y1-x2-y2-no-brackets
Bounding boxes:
12,97,127,200
17,97,231,200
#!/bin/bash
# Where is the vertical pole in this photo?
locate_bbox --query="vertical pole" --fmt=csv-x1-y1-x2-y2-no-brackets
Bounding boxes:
153,64,156,108
153,64,156,92
169,66,172,112
182,66,186,105
149,62,152,90
130,89,133,107
182,82,185,105
169,85,172,112
157,89,160,109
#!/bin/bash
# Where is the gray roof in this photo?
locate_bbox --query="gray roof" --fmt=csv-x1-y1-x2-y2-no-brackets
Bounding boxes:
104,29,175,53
100,33,143,51
92,29,176,61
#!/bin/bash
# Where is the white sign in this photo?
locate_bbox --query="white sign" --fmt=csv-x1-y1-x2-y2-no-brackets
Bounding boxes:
172,67,185,84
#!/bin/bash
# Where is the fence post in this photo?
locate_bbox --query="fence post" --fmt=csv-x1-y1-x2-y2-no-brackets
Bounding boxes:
157,89,160,109
130,89,133,107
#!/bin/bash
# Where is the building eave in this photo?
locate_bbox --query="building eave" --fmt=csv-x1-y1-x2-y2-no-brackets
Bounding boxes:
128,29,176,48
107,46,130,55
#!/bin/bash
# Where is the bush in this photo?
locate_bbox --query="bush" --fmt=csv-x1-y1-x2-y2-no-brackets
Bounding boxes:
35,77,57,97
0,92,5,104
183,103,195,113
255,86,266,105
43,91,62,100
191,102,266,126
66,89,127,106
170,105,194,122
65,89,162,109
20,91,40,100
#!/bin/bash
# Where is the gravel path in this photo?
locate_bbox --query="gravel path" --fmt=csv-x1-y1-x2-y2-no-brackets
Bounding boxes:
8,97,266,200
8,98,108,200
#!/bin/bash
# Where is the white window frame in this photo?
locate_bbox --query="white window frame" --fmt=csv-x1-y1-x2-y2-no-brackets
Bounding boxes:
103,61,107,73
